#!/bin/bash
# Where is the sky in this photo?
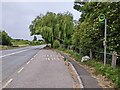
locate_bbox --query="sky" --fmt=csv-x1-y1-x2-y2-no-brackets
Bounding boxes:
1,1,81,41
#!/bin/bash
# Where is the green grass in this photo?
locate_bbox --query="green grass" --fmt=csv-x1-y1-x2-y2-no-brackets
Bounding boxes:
83,60,120,88
0,45,28,50
58,47,120,88
0,45,19,50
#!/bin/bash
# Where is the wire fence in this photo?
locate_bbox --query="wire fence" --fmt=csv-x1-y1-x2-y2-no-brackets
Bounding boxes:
66,45,120,67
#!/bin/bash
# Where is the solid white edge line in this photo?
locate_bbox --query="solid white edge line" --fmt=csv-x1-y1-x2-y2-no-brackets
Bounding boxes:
2,78,13,89
17,67,24,73
0,50,27,58
69,62,84,88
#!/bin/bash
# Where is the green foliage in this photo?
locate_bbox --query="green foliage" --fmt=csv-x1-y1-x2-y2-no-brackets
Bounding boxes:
11,39,30,46
59,47,120,88
73,2,120,55
83,60,120,88
53,40,60,48
0,30,12,45
29,11,74,48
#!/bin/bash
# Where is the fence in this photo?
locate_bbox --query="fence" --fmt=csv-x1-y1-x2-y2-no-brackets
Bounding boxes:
66,46,120,68
90,49,120,68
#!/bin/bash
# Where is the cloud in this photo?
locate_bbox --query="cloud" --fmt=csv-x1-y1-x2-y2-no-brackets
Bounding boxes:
1,0,74,2
2,2,80,40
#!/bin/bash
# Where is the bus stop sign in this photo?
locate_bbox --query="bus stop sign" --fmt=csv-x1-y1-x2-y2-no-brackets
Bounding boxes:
99,14,105,22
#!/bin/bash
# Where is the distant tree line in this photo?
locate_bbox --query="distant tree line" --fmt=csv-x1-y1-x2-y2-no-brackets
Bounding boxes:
0,30,44,46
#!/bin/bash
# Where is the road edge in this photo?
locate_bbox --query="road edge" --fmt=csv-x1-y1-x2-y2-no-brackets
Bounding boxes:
69,62,84,88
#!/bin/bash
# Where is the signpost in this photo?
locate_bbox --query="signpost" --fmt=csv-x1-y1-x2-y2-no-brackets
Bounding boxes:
99,14,107,66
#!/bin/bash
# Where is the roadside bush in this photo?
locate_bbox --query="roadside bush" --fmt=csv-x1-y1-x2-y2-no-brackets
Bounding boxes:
53,40,60,48
58,48,120,88
83,60,120,88
1,31,12,45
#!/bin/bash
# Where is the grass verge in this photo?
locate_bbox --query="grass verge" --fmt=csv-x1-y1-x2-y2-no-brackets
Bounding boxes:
58,48,120,88
0,45,28,50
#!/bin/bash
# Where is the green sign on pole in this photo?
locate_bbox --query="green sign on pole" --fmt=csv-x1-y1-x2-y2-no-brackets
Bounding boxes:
99,14,105,22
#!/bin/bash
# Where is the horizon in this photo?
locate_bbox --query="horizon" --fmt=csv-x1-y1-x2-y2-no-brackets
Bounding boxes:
1,2,81,41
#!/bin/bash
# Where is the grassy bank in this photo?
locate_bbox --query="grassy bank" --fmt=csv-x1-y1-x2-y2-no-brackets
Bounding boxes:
0,45,28,50
58,48,120,88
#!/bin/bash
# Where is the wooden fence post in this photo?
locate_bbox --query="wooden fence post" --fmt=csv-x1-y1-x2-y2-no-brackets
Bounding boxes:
111,51,117,68
90,49,92,60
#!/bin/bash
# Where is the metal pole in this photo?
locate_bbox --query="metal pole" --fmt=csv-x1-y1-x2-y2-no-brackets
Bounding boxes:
104,19,107,66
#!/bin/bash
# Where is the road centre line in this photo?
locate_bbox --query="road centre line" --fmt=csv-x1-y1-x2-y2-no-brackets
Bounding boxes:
17,67,24,73
2,78,13,89
0,50,28,58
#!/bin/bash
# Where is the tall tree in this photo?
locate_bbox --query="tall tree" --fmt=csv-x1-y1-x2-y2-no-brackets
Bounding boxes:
0,30,12,45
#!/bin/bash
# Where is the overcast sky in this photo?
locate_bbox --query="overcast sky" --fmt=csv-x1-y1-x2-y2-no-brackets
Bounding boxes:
1,1,80,40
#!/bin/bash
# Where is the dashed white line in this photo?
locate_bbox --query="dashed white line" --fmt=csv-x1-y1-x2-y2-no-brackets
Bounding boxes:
35,54,38,57
31,58,33,60
26,61,31,65
17,67,24,73
2,78,13,88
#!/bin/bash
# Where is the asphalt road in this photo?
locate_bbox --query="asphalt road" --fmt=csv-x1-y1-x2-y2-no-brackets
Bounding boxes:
1,45,45,83
1,46,74,88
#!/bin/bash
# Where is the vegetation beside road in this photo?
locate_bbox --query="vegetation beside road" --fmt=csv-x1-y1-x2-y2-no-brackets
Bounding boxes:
0,30,45,50
57,47,120,88
29,1,120,88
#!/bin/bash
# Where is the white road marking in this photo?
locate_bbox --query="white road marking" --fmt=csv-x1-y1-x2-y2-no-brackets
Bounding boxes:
17,67,24,73
26,61,31,65
2,78,13,88
0,50,27,58
48,58,50,61
35,54,38,57
31,58,33,60
69,62,84,88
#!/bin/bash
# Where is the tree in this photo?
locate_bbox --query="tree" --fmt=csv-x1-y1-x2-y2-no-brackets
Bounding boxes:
0,30,12,45
73,2,120,54
29,11,74,48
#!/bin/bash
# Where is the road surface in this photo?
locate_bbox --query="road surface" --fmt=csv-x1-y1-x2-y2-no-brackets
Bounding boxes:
1,46,74,88
1,45,45,86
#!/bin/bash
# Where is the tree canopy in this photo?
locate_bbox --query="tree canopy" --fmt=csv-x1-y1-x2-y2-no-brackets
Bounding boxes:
73,2,120,54
0,30,12,45
29,2,120,54
29,11,74,48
